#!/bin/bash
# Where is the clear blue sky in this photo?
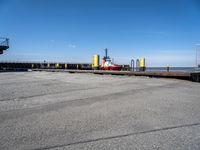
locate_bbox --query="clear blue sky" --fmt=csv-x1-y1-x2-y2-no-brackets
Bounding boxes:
0,0,200,66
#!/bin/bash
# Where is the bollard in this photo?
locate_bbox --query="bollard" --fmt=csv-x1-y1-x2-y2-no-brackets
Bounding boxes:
167,64,170,72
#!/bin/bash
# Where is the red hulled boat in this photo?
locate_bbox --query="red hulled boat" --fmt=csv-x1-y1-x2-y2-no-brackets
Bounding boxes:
100,48,122,71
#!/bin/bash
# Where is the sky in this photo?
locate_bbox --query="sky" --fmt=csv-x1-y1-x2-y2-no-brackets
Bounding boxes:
0,0,200,67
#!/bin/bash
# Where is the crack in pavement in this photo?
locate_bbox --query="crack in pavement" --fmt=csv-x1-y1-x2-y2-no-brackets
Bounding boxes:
0,82,178,115
0,87,99,102
33,122,200,150
0,82,181,124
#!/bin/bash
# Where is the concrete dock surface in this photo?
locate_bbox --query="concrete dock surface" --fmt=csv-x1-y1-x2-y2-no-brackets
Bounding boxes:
0,72,200,150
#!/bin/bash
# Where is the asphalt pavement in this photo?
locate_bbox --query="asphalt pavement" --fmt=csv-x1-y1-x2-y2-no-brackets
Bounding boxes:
0,71,200,150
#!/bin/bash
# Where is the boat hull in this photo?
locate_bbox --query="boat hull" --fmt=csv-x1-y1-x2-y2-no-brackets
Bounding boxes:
101,65,122,71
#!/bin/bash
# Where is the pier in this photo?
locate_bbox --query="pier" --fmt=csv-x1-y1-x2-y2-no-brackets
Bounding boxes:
32,69,200,82
0,61,199,82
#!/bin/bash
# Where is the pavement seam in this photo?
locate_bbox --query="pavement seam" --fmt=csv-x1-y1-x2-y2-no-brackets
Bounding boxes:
0,78,180,102
0,82,178,114
33,122,200,150
0,87,99,102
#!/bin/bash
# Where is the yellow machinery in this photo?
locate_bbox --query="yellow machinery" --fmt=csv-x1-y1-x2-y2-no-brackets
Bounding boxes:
139,57,146,71
65,64,68,69
55,63,60,69
47,63,50,68
92,54,100,70
31,64,35,69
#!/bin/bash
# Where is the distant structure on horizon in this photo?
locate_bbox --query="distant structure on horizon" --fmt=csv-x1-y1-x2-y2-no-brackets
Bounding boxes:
197,45,200,68
0,37,9,54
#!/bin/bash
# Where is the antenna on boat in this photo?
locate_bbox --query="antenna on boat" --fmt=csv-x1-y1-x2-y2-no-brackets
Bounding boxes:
104,48,110,60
